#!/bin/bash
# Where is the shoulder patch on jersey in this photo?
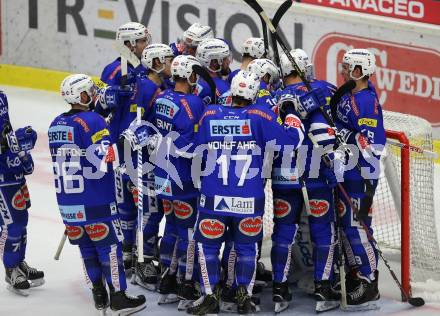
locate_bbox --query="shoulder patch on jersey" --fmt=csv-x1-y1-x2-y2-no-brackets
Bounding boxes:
73,117,90,133
247,109,273,121
358,118,377,127
258,89,270,98
181,98,194,120
91,128,110,143
350,95,360,117
109,65,121,81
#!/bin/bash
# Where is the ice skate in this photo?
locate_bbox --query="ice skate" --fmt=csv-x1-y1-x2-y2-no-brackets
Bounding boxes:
5,267,30,296
19,260,45,288
220,285,237,313
273,281,292,313
343,273,380,312
157,268,179,304
255,261,272,287
133,257,157,291
236,286,258,315
314,280,340,313
92,281,109,315
187,286,220,316
110,289,146,316
177,279,201,311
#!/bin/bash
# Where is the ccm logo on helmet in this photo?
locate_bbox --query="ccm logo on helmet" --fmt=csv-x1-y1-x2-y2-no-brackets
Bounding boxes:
239,216,263,236
199,219,225,239
66,225,84,241
309,199,330,217
173,200,193,219
85,223,110,242
274,199,291,218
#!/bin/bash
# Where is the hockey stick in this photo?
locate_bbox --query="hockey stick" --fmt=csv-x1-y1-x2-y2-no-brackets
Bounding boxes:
243,0,374,198
136,97,144,264
336,184,425,307
54,230,67,261
270,0,293,67
386,139,439,160
334,191,348,308
193,65,217,104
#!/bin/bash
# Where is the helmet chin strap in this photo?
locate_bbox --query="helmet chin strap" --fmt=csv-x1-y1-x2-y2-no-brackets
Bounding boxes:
349,69,365,81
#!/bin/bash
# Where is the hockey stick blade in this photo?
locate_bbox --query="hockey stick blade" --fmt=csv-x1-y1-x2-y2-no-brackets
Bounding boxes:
272,0,293,27
113,41,141,68
193,65,217,104
408,297,425,307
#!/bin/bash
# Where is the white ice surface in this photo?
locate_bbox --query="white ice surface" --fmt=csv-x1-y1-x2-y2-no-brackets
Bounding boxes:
0,85,440,315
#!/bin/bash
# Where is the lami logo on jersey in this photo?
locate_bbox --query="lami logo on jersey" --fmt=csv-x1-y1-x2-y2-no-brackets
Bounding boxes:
59,204,87,223
214,196,255,215
155,98,180,119
48,125,75,144
210,120,252,136
199,219,225,239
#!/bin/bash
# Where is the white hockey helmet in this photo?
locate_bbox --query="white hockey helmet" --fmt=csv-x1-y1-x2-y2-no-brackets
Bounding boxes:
141,44,175,73
342,49,376,80
294,48,314,81
116,22,152,46
280,49,310,77
230,70,261,102
196,38,230,73
60,74,96,106
246,58,280,85
171,55,201,86
241,37,266,59
182,23,214,47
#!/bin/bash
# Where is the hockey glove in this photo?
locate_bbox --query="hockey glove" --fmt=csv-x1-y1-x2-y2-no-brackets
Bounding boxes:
120,121,150,151
97,86,132,110
4,126,37,154
19,151,34,175
295,88,326,119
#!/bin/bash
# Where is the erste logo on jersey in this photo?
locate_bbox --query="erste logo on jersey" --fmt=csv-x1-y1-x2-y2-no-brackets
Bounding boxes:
239,216,263,237
173,200,193,219
59,205,87,223
48,125,75,144
155,98,180,119
309,199,330,217
199,219,225,239
210,119,252,136
274,199,291,218
214,196,255,215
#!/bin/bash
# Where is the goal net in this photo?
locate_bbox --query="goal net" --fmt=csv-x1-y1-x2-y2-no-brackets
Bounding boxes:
262,110,440,297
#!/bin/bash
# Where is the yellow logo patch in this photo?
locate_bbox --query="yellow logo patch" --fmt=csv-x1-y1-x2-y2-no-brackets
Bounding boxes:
258,89,270,98
358,118,377,127
130,104,145,116
91,128,110,143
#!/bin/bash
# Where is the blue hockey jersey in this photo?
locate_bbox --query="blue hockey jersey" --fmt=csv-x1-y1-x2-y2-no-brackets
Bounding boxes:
0,91,27,185
153,89,204,200
196,103,304,217
48,109,118,226
272,80,336,190
194,77,232,107
334,83,385,182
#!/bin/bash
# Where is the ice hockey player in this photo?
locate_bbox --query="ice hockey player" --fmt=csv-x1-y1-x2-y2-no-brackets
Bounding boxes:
170,23,214,57
187,70,305,315
151,55,204,309
48,74,146,315
271,49,340,313
0,90,43,296
334,49,385,310
246,58,280,108
194,38,232,106
98,22,152,272
228,37,267,83
123,43,175,291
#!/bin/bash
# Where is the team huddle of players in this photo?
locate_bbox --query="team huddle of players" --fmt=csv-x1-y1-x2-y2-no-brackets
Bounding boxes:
0,19,385,316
